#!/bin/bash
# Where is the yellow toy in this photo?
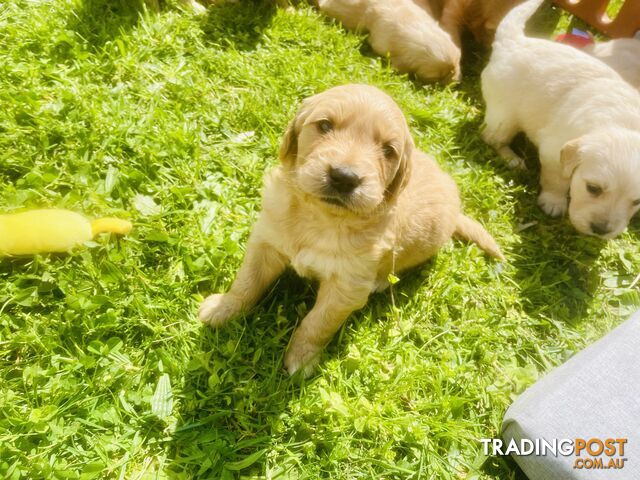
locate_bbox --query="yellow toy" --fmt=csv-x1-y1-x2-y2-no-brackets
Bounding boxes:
0,209,132,256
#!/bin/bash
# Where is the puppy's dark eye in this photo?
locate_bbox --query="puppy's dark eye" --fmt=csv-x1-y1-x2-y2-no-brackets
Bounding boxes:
382,144,396,159
586,183,603,197
317,119,333,134
633,199,640,207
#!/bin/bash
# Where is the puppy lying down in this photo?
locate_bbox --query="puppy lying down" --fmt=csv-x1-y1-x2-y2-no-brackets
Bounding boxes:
482,0,640,238
318,0,461,82
199,84,503,376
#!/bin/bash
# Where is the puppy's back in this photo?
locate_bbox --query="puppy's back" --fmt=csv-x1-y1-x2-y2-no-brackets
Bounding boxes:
392,151,503,267
489,0,624,85
484,4,637,139
317,0,369,30
393,151,460,256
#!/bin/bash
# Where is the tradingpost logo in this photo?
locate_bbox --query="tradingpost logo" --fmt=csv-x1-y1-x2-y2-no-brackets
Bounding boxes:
481,437,628,470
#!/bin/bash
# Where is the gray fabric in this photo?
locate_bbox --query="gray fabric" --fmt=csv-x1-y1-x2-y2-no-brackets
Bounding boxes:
502,311,640,479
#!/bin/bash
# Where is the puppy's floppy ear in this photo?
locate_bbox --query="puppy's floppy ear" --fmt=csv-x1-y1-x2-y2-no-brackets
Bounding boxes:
385,137,414,201
278,118,298,166
278,95,319,166
560,137,583,178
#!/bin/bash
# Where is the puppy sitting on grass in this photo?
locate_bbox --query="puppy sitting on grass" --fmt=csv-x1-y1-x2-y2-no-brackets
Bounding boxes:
199,84,503,376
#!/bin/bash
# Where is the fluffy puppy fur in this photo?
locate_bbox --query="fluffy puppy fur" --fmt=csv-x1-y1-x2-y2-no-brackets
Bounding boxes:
481,0,640,238
585,39,640,90
433,0,523,46
199,84,503,376
317,0,461,82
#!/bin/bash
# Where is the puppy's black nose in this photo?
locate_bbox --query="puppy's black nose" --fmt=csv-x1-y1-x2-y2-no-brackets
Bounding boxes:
590,222,611,236
329,166,361,194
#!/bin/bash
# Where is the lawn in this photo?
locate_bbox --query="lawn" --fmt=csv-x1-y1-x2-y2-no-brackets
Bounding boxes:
0,0,638,479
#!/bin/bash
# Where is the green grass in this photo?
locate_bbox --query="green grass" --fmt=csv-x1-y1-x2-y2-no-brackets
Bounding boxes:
1,0,638,478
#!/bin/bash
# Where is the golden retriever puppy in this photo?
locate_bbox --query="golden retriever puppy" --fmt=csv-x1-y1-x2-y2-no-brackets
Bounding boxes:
585,38,640,90
434,0,523,46
199,84,503,376
317,0,461,82
481,0,640,238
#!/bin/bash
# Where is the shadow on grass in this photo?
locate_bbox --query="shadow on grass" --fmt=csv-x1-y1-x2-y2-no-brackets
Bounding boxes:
450,32,605,328
165,235,605,478
511,196,605,325
65,0,278,55
199,0,278,51
65,0,147,51
166,269,313,477
450,113,604,327
166,260,444,477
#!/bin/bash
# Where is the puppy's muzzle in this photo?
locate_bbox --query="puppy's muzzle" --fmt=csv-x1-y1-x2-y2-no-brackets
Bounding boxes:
328,166,361,194
590,221,612,236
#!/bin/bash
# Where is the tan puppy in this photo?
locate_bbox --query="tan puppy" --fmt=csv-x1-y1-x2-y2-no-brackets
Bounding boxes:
585,39,640,90
199,84,503,376
317,0,461,82
434,0,523,46
482,0,640,238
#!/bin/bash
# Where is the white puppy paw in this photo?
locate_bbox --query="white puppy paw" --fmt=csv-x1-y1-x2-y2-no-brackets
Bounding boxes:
538,191,567,217
198,294,240,328
284,340,321,378
506,155,526,170
498,146,526,170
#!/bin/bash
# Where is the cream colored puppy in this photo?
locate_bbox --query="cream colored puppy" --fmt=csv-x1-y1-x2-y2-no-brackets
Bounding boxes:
481,0,640,238
585,39,640,90
199,84,503,376
318,0,461,82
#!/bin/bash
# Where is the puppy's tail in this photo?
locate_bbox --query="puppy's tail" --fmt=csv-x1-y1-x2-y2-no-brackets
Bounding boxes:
454,214,505,261
494,0,544,44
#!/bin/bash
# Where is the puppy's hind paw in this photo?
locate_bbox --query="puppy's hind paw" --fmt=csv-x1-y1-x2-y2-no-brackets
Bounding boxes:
198,294,240,328
538,191,567,217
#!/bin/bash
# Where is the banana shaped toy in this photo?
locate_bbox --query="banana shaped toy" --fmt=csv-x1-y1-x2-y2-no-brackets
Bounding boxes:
0,209,132,256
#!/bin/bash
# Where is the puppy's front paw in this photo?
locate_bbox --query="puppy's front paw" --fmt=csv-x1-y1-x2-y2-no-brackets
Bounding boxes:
284,339,321,378
497,146,526,170
537,191,567,217
506,155,526,171
198,294,240,328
